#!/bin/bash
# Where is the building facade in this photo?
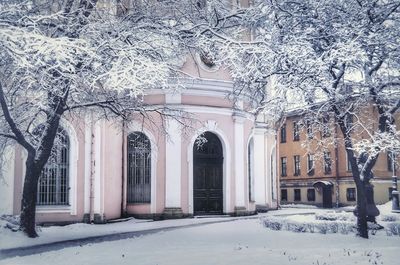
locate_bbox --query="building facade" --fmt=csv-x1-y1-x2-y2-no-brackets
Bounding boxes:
278,108,399,208
0,48,278,224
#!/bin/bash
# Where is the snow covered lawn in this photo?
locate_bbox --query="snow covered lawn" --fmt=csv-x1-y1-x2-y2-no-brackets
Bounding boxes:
1,218,399,265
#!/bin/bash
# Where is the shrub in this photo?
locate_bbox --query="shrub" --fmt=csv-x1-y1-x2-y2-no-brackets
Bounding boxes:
287,222,307,233
381,214,398,222
262,218,284,231
315,212,354,222
386,223,400,236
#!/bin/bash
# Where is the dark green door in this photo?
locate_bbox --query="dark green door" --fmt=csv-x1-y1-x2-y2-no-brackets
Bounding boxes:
193,132,223,215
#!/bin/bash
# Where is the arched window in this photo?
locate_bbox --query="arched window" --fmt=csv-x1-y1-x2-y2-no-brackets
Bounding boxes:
37,128,70,205
127,132,151,203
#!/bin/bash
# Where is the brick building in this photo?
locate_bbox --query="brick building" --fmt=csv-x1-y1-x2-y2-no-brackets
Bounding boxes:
278,107,399,208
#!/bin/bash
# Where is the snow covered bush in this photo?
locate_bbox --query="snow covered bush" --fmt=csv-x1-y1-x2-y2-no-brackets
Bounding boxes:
315,212,355,222
262,218,284,231
0,215,20,232
386,223,400,236
286,222,308,233
380,214,399,222
261,212,400,236
261,216,356,235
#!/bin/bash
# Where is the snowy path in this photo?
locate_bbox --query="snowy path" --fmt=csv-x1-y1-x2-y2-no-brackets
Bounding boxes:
1,217,399,265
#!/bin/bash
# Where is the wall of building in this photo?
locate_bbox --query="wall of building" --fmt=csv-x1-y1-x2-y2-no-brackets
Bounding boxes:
279,110,399,208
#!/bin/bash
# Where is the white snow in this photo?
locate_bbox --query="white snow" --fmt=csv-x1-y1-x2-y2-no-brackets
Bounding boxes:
0,217,232,250
280,203,319,209
1,206,399,264
1,218,399,265
0,208,320,250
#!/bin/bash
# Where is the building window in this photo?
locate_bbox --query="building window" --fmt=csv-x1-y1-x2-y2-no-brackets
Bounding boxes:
293,121,300,141
346,188,356,201
306,120,313,139
248,138,255,202
388,151,396,173
280,124,287,143
37,128,70,206
346,152,352,172
281,157,287,177
294,155,301,176
307,154,314,176
281,189,287,201
321,115,331,137
324,151,332,174
127,132,151,203
307,189,315,201
345,113,353,132
294,189,301,201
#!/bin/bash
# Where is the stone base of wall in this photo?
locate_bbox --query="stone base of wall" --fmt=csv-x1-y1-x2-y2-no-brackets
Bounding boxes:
82,213,107,224
256,204,269,213
231,206,256,217
162,207,187,219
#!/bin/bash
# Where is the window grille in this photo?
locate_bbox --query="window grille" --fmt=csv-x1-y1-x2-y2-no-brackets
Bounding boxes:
346,152,352,171
307,189,315,201
37,128,69,206
281,157,287,176
346,188,356,201
307,154,314,176
294,189,301,201
321,115,331,137
306,120,313,139
281,189,287,201
294,155,301,176
293,121,300,141
324,151,332,174
280,124,287,143
127,132,151,203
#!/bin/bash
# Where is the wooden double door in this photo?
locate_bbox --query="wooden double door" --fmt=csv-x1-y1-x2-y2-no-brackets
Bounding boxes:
322,186,333,208
193,132,223,215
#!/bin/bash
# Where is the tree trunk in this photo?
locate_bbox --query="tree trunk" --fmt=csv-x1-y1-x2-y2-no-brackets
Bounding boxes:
20,153,42,238
355,181,368,239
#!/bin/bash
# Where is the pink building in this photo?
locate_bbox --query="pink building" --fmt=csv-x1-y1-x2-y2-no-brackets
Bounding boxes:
0,55,278,224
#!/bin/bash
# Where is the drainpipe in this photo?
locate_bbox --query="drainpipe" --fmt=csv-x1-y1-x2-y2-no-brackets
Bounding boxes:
89,112,95,223
121,118,126,217
275,132,280,209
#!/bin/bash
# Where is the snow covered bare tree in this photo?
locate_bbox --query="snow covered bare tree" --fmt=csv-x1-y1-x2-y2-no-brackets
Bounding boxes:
0,0,244,237
219,0,400,238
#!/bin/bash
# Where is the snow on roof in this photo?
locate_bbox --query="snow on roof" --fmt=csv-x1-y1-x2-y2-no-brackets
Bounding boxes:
312,180,333,186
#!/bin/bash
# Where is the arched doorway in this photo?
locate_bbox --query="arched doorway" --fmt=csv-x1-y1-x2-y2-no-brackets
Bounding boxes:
193,132,223,215
313,181,333,208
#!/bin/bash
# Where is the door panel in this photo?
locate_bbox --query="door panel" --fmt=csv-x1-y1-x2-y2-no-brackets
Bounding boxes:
193,132,223,215
322,186,332,208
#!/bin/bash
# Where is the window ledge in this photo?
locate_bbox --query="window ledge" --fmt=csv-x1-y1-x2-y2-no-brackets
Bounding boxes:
36,206,71,213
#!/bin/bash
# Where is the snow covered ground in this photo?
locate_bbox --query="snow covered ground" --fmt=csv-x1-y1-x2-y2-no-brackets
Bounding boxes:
0,208,318,250
1,205,399,265
1,218,399,265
